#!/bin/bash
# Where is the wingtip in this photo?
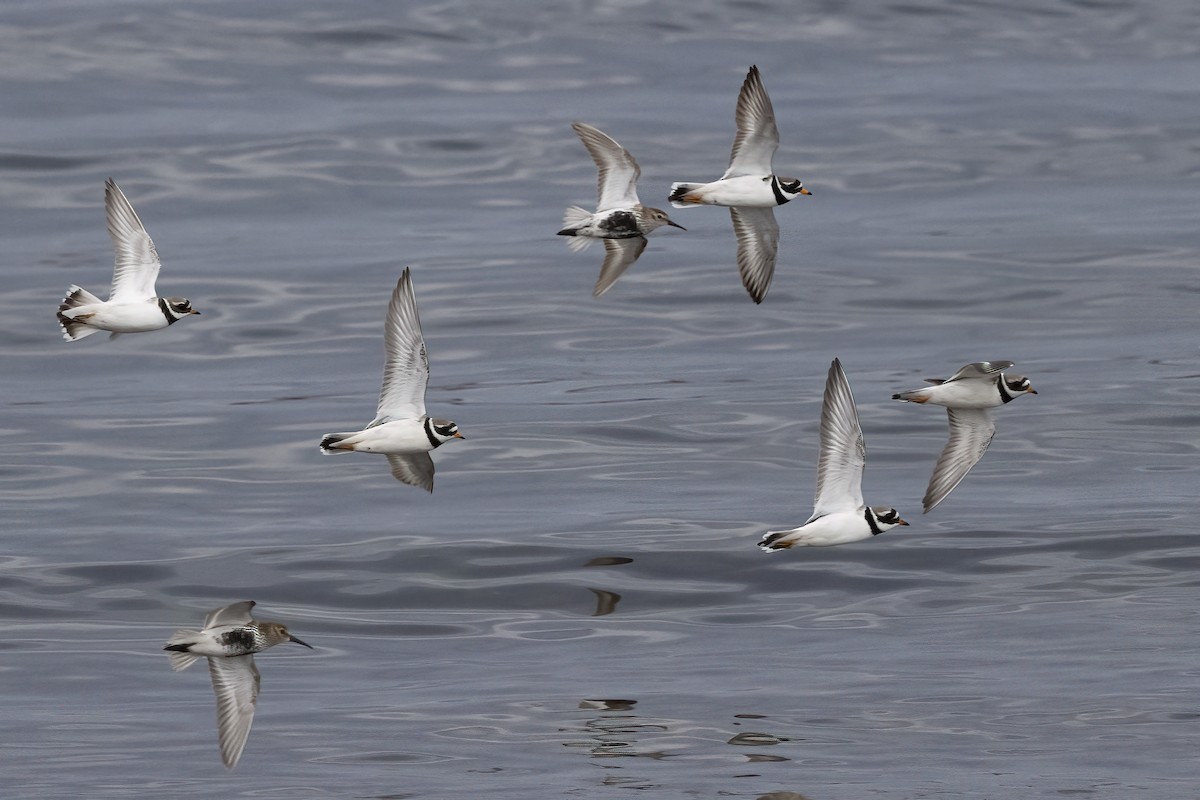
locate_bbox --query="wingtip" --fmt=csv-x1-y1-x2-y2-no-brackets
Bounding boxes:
745,283,767,304
222,750,241,770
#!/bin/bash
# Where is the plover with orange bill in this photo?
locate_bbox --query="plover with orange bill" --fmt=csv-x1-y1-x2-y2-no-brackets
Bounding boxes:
892,360,1037,513
668,65,811,303
57,178,199,341
759,359,908,550
319,268,464,491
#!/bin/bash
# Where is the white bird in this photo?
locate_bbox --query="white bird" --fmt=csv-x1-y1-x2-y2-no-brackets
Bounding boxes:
668,65,811,303
56,178,199,341
319,268,463,491
164,601,312,769
558,122,685,297
893,360,1037,513
759,358,908,550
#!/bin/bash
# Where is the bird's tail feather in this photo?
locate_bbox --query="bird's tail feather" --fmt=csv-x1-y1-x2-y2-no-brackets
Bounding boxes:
59,284,102,311
559,207,595,251
56,285,104,341
163,629,203,671
560,205,592,230
757,530,792,551
319,433,356,453
668,183,702,209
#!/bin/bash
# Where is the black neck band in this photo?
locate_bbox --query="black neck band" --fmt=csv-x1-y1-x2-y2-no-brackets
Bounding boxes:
158,297,178,325
864,508,883,536
997,377,1015,404
770,176,790,206
423,417,441,449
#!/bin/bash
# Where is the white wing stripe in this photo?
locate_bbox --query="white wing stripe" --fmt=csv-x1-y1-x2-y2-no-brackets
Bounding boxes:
572,122,641,211
105,178,162,302
208,655,259,769
923,407,996,512
811,358,866,518
374,268,430,421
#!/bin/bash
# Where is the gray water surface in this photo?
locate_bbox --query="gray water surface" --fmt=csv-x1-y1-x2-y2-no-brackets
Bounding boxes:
2,1,1199,798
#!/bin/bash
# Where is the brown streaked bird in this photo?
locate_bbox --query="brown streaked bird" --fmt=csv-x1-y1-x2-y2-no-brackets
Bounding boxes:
164,600,312,769
558,122,685,297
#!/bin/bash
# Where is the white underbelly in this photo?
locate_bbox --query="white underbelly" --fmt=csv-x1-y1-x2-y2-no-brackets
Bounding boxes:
345,419,432,454
778,511,872,547
926,382,999,409
77,301,170,333
697,176,778,207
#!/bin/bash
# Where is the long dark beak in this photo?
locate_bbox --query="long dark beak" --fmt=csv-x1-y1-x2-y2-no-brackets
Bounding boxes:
289,635,313,649
667,220,687,230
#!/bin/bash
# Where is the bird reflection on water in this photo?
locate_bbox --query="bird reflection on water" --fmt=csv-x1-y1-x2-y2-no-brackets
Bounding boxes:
564,699,670,761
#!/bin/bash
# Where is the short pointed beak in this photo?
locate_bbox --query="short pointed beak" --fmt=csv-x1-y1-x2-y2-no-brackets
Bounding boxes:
453,431,465,439
897,519,910,526
1027,387,1038,395
667,219,687,230
189,310,201,315
799,187,812,195
289,635,313,649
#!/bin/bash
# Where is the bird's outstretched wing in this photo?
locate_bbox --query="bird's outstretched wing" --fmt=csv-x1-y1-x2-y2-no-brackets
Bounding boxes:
722,65,780,179
208,655,260,769
729,206,779,304
387,453,436,492
105,179,162,302
593,237,647,298
942,360,1015,383
204,601,256,630
810,358,866,519
923,407,996,513
373,268,429,424
572,122,641,212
